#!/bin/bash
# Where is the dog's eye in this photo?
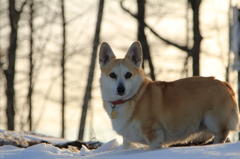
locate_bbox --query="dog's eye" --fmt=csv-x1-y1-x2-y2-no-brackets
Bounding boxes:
125,72,132,79
109,72,117,79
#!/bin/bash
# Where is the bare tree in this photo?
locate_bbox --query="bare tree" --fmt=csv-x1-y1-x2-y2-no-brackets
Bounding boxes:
78,0,105,140
226,0,232,82
121,0,203,76
1,0,28,130
188,0,202,76
136,0,155,80
120,0,155,80
182,1,190,77
27,0,34,131
60,0,66,138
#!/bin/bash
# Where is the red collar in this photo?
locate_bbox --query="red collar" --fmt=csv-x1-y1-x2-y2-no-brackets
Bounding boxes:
109,99,128,105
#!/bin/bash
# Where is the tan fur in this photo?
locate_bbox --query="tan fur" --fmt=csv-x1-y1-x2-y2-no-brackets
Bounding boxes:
99,41,239,149
132,77,238,146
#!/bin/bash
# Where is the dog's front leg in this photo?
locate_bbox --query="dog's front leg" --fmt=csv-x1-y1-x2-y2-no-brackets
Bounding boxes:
122,138,131,149
144,129,164,150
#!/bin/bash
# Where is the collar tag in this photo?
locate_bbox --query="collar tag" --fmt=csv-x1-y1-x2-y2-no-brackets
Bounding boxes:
109,99,129,119
111,110,117,119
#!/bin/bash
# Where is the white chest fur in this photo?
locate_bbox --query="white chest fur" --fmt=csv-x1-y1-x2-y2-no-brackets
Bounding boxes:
105,102,146,144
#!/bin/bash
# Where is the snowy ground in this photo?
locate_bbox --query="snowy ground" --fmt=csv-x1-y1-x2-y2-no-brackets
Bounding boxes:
0,131,240,159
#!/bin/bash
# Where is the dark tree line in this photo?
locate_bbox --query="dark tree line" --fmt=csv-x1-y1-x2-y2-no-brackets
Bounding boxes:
0,0,72,137
0,0,236,141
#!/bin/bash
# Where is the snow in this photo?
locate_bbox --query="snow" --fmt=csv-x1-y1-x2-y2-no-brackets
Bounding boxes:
0,144,78,159
80,140,240,159
0,131,240,159
0,130,69,145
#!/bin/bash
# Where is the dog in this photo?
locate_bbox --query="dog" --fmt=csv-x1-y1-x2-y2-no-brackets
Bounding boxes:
99,41,239,149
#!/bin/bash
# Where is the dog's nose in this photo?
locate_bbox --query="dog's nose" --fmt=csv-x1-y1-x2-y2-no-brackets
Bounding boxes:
117,85,125,95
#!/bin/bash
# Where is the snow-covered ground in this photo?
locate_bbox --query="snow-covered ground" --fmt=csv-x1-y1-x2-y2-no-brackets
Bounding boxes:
0,131,240,159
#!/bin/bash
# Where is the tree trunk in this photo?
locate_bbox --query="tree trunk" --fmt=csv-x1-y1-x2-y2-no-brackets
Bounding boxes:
78,0,105,140
182,1,190,77
226,0,232,82
4,0,27,130
189,0,202,76
137,0,155,80
5,0,19,130
28,0,34,131
60,0,66,138
235,7,240,140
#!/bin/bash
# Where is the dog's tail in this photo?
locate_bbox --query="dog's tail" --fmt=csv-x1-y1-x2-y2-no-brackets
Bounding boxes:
223,82,239,131
227,106,239,131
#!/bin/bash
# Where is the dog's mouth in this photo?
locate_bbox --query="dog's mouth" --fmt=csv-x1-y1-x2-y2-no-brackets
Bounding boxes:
117,93,125,96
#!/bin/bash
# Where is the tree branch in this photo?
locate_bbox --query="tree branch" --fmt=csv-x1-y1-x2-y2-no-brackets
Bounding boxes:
120,0,190,53
120,0,137,18
145,23,190,52
19,0,28,14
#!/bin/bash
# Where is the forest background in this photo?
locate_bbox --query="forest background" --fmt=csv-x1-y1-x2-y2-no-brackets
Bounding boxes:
0,0,240,142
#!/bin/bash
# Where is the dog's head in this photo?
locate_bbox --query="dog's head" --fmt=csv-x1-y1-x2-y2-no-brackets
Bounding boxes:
99,41,144,101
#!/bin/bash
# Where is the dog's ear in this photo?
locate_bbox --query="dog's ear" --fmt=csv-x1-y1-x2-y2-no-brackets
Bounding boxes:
99,42,116,68
125,41,142,68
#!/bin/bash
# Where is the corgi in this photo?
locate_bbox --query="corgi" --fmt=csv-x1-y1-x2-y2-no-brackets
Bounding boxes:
99,41,239,150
